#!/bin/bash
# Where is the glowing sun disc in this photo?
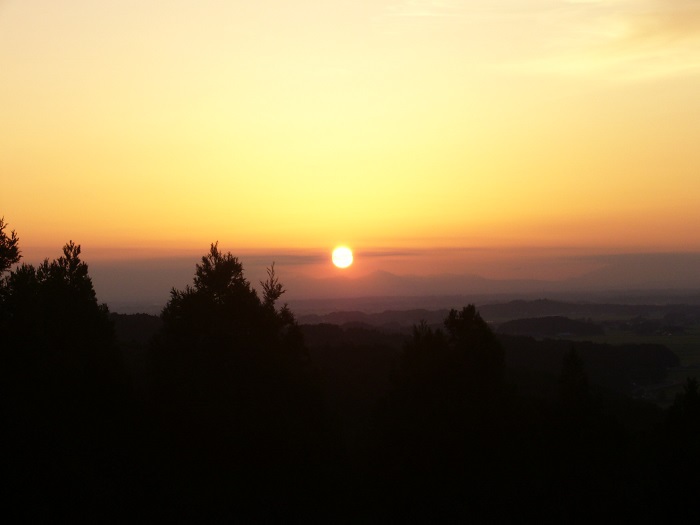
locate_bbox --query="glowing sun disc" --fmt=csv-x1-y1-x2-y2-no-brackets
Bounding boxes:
332,246,353,268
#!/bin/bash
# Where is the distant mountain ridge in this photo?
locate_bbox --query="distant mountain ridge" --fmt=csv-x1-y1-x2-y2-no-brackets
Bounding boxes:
284,253,700,301
297,308,450,331
496,316,605,337
286,270,560,299
96,252,700,314
297,299,700,328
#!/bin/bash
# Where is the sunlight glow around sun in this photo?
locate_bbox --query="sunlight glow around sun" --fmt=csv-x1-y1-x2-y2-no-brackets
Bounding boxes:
332,247,353,269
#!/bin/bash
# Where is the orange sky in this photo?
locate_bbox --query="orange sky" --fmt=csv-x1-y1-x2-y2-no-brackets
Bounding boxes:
2,0,700,278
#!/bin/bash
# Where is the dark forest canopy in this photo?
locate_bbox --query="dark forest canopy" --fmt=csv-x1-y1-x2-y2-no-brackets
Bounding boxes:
1,224,699,521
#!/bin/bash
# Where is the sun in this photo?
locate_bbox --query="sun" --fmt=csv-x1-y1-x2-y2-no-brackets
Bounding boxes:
332,246,353,268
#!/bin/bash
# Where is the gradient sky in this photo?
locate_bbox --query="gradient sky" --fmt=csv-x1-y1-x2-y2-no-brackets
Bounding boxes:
3,0,700,279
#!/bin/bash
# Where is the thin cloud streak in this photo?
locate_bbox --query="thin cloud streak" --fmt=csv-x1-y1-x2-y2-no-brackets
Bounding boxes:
240,253,327,266
374,1,700,80
496,0,700,80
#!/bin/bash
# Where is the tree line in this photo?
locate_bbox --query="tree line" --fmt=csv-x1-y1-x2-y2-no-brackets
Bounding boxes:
1,217,699,521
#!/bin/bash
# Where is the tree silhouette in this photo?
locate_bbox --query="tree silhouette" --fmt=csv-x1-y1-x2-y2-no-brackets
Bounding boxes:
3,241,114,354
395,307,505,397
671,377,700,419
665,377,700,455
0,216,21,274
375,306,507,521
149,243,331,519
444,304,505,392
2,240,116,375
1,239,130,520
260,261,285,307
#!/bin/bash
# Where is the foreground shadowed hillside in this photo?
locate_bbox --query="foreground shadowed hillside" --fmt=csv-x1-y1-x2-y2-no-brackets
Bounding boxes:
2,227,699,521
